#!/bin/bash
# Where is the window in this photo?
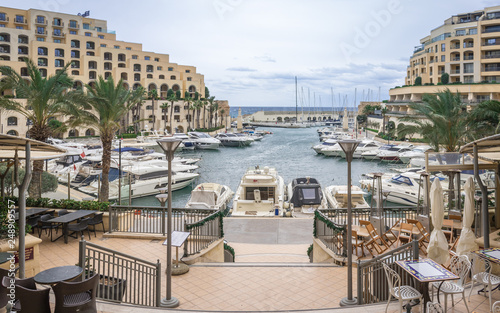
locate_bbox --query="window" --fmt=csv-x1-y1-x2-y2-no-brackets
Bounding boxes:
464,63,474,74
53,29,62,36
147,74,153,78
16,26,24,30
104,62,112,70
469,28,477,35
134,64,141,71
132,55,138,59
83,23,90,29
0,25,5,28
53,18,62,26
157,66,162,70
145,56,150,60
134,73,140,81
69,20,77,28
71,40,80,48
55,48,64,57
126,47,131,50
55,59,64,67
114,45,120,49
38,47,48,55
146,65,153,72
0,13,6,21
456,29,466,36
54,39,61,44
441,43,446,52
187,77,192,81
39,68,47,77
70,30,77,35
72,70,79,75
118,63,125,68
118,54,126,61
89,71,96,80
168,67,173,71
15,15,24,23
86,41,95,49
104,52,112,60
154,58,159,62
7,117,17,126
97,35,103,39
485,25,500,33
71,61,80,68
96,27,102,32
20,67,28,76
441,55,445,62
86,51,94,56
85,32,92,37
18,46,28,55
104,72,111,79
159,75,165,79
186,70,190,73
170,75,176,80
36,16,45,24
37,27,45,35
37,37,45,42
100,44,106,47
88,61,97,69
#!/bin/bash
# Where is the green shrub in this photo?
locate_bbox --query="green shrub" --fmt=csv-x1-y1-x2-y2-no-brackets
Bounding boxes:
0,198,31,239
5,196,109,212
307,244,313,256
441,73,449,84
224,243,235,261
414,77,422,86
120,133,137,139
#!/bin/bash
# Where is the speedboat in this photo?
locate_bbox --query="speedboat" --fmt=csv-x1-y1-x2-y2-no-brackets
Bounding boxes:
215,133,250,147
338,140,381,159
188,132,220,150
231,166,287,217
286,177,327,213
50,153,86,183
361,144,396,160
185,183,234,211
312,138,338,154
324,185,370,209
321,143,343,157
173,133,195,150
376,144,414,162
399,145,432,164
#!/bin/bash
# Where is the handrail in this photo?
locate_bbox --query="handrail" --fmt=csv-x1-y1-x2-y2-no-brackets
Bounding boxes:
313,210,346,257
183,210,224,256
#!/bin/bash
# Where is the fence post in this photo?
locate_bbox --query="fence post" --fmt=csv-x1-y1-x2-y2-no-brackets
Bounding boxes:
109,205,113,233
78,238,86,281
342,225,348,257
183,221,188,257
357,259,363,305
155,259,161,307
412,240,419,259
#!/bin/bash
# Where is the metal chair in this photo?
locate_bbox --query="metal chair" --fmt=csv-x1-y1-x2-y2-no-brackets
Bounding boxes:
58,209,69,216
431,254,471,312
381,262,423,313
87,213,105,237
67,217,92,240
427,301,444,313
493,301,500,312
468,252,500,311
38,213,59,241
52,273,99,313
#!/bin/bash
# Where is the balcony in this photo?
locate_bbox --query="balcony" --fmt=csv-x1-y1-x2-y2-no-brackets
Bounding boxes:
0,17,9,23
68,23,79,29
484,66,500,72
464,43,474,48
52,21,64,27
37,30,47,36
450,69,461,74
451,57,460,62
53,32,66,38
14,18,27,25
451,44,460,49
35,19,47,26
464,55,474,60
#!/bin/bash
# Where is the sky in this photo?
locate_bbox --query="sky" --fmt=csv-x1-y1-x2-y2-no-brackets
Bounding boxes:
5,0,499,107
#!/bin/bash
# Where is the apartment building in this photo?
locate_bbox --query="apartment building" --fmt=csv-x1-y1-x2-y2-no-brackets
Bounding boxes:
0,6,228,137
386,5,500,122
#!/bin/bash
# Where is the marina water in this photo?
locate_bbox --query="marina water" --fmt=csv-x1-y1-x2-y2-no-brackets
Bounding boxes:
131,127,404,208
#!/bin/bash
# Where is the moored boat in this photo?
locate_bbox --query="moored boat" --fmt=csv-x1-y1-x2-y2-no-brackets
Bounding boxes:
286,177,327,213
185,183,234,211
324,185,370,209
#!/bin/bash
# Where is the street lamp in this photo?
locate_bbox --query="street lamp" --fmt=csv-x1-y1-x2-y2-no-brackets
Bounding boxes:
338,139,360,307
156,137,181,308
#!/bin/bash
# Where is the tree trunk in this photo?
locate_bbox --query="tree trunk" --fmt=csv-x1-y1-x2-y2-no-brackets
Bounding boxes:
203,107,206,129
28,160,44,198
170,101,174,134
99,133,112,202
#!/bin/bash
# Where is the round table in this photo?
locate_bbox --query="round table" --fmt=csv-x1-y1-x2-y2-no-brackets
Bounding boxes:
34,265,83,285
0,252,14,264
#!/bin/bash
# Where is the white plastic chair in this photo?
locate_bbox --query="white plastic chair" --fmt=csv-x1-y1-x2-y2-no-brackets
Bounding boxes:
431,254,471,312
381,262,423,313
427,301,444,313
468,253,500,312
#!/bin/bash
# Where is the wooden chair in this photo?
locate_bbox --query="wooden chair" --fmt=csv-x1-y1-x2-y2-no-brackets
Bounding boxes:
442,219,454,244
359,220,388,255
397,223,413,246
408,218,430,254
352,230,365,257
382,219,401,245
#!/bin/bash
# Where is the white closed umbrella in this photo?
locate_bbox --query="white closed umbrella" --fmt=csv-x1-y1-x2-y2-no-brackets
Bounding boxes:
457,177,479,255
428,179,449,264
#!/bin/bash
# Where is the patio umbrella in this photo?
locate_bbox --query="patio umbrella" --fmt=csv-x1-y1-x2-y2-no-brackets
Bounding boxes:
457,177,479,255
428,179,449,265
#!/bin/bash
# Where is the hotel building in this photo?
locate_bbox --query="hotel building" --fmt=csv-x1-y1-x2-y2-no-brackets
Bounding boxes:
387,5,500,122
0,6,229,137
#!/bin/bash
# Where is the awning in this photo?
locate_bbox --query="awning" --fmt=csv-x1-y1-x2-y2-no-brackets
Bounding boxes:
460,133,500,160
0,134,65,153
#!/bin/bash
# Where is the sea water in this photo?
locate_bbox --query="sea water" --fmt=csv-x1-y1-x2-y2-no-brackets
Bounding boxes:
131,127,404,208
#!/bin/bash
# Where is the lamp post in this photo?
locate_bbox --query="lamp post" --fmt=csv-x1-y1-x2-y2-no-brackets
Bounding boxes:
156,137,181,308
339,139,360,307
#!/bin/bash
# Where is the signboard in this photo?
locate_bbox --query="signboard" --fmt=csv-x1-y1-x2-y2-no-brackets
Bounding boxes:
163,231,190,247
14,247,34,264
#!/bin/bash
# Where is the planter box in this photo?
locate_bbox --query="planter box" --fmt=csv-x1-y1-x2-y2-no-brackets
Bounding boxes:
98,274,127,302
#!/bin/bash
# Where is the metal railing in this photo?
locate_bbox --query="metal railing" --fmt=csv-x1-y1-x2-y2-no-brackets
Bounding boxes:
357,241,419,305
109,205,216,235
184,210,224,257
313,210,346,257
79,239,161,307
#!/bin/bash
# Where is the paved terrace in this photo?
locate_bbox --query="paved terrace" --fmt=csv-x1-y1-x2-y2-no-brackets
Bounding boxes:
33,217,500,312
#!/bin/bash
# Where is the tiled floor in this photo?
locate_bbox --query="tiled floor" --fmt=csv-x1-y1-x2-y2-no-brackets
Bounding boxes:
35,230,500,312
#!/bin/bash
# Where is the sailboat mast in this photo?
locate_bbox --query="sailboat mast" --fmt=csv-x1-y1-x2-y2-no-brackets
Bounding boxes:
295,76,298,123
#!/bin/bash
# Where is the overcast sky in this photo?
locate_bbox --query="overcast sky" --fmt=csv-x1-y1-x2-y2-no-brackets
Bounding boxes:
5,0,498,107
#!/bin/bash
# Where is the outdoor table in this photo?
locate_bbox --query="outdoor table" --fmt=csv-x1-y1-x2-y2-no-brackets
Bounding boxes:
14,208,50,220
393,224,421,237
47,210,95,244
352,225,369,238
396,258,459,311
34,265,83,285
0,252,13,264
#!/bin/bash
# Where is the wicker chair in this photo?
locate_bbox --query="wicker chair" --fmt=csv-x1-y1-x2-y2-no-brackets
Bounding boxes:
14,283,51,313
52,274,99,313
431,254,471,312
0,268,9,308
381,262,423,313
38,213,59,241
468,252,500,311
87,213,105,237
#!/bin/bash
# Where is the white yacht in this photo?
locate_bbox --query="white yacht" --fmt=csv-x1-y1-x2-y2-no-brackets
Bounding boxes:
377,144,414,162
231,166,287,217
173,133,196,150
338,140,381,159
321,143,343,157
188,132,220,150
361,144,397,160
312,138,338,154
185,183,234,211
215,133,251,147
399,145,432,164
286,177,327,213
324,185,370,209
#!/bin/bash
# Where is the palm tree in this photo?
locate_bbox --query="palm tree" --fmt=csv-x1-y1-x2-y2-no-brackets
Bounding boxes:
184,91,193,131
468,100,500,137
220,108,226,128
166,89,177,134
148,89,158,130
202,99,208,129
213,101,219,128
160,102,170,133
397,89,469,152
194,99,203,129
381,107,388,134
0,58,87,198
77,76,144,201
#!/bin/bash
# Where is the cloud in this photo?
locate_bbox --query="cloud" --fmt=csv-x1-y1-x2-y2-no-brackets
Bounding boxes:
226,67,257,72
255,55,277,63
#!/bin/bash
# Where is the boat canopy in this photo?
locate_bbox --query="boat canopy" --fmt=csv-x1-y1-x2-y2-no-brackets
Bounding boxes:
189,190,217,206
289,177,323,207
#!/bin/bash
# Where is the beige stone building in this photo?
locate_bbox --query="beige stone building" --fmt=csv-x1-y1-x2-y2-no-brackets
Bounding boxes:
387,5,500,126
0,6,229,137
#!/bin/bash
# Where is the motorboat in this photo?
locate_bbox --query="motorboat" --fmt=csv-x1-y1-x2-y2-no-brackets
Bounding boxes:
398,145,432,164
185,183,234,211
233,133,254,145
338,140,381,159
173,133,195,150
49,153,86,183
187,132,220,150
361,144,397,160
323,185,370,209
320,131,351,142
286,177,327,213
321,143,343,157
312,138,338,154
231,166,287,217
215,133,251,147
376,144,414,162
